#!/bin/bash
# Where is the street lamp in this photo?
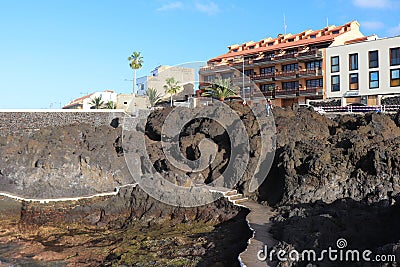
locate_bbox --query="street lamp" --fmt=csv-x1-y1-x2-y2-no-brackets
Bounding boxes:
242,56,245,104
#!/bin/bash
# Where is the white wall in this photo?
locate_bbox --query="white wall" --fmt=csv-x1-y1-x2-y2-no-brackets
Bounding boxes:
136,66,195,98
82,91,117,109
326,36,400,103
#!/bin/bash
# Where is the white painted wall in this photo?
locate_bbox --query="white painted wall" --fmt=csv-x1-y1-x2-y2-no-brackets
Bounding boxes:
136,65,195,98
326,36,400,104
82,91,117,109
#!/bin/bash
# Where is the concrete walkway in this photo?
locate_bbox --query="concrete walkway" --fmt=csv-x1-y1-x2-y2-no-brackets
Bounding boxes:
238,200,277,267
0,183,137,203
213,188,277,267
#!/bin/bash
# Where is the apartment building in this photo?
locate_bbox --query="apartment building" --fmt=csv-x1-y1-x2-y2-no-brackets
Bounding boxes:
325,36,400,106
137,65,195,100
199,21,364,107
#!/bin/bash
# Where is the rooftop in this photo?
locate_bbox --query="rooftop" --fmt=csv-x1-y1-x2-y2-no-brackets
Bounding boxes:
209,21,361,62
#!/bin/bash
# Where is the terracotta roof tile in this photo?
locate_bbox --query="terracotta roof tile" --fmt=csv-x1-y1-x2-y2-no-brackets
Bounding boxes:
210,35,334,61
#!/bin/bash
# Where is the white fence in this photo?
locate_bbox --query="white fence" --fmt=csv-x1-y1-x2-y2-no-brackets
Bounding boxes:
319,105,400,113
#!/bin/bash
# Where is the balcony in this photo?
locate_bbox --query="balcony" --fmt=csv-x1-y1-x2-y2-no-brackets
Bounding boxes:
298,68,323,77
271,53,297,63
199,82,212,89
275,89,298,98
231,59,253,68
252,57,275,66
298,87,323,96
274,70,298,80
232,76,253,84
199,64,233,74
251,73,274,82
297,50,323,61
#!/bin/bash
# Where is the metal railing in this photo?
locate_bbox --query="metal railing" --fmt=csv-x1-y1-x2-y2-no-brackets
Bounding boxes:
319,105,400,113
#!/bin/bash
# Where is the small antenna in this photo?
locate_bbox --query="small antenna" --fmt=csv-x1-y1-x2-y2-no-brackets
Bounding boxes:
326,17,329,27
283,14,287,34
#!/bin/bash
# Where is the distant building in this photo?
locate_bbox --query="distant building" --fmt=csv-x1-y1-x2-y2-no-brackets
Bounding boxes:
63,90,116,109
199,21,365,107
325,35,400,106
116,94,135,112
137,65,195,100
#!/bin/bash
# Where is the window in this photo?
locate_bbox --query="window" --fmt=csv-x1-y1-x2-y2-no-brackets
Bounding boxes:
349,73,359,90
369,71,379,89
268,42,274,46
331,75,340,92
288,38,294,42
260,67,275,74
221,72,233,80
332,30,340,34
391,69,400,87
369,51,379,68
244,69,254,76
265,52,275,58
310,34,316,39
260,84,275,91
282,81,299,90
204,75,215,82
349,53,358,70
391,48,400,66
249,46,255,50
306,79,323,88
306,60,322,70
282,63,298,71
331,56,339,72
232,49,238,52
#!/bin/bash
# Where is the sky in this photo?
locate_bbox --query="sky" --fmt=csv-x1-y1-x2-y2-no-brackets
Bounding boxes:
1,0,400,109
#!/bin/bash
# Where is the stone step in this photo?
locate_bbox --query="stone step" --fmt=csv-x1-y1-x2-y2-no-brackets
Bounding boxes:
224,190,238,196
233,198,248,205
227,194,245,201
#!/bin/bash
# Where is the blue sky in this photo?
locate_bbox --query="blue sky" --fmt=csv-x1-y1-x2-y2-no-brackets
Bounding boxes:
1,0,399,108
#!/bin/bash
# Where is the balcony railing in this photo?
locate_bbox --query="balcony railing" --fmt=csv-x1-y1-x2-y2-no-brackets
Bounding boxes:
251,73,275,81
272,53,297,62
275,89,298,97
199,82,212,88
298,87,323,96
296,50,323,60
274,70,297,80
199,64,232,73
232,76,252,84
200,50,323,73
298,68,323,77
252,56,275,65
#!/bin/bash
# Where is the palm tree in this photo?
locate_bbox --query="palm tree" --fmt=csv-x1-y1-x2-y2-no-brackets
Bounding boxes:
146,87,162,107
202,77,238,101
163,77,181,107
89,96,105,109
103,101,116,109
128,51,144,95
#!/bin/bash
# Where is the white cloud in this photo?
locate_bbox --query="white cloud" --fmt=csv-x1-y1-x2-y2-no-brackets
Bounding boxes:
388,24,400,36
156,1,183,12
195,1,220,15
353,0,391,8
361,21,385,30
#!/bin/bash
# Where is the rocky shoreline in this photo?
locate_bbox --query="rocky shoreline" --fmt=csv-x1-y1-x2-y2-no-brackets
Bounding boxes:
2,105,400,266
0,186,252,266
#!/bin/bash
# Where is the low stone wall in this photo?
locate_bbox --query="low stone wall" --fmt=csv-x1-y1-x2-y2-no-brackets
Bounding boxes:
0,110,126,136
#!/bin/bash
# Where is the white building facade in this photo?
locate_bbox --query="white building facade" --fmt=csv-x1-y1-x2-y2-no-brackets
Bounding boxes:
63,90,117,109
326,36,400,106
136,65,195,98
